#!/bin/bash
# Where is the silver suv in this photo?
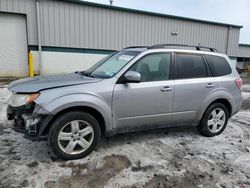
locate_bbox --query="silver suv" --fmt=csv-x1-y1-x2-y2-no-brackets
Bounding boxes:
7,44,243,160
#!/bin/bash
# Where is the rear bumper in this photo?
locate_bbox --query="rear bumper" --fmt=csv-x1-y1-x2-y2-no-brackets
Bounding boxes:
7,105,53,141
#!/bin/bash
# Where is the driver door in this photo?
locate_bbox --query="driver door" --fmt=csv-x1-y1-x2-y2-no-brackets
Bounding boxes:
112,53,174,130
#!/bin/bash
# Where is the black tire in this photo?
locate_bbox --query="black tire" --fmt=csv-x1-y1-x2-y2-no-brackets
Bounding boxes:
48,111,101,160
198,103,229,137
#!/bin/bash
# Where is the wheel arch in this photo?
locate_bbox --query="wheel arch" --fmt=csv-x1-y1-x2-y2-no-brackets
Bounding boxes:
36,93,113,139
199,98,232,121
209,98,232,116
41,106,107,138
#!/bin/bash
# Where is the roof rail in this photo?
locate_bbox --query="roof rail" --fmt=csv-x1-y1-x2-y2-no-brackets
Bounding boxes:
123,46,149,49
148,44,217,52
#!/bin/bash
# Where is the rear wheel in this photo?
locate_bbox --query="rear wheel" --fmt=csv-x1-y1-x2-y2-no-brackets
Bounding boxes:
48,111,101,160
198,103,229,137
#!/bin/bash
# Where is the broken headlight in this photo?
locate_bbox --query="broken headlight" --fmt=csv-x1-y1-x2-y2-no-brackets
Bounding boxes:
8,93,40,107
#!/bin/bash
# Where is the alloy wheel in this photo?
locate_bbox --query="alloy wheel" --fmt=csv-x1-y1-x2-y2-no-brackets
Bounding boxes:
207,108,226,133
57,120,94,155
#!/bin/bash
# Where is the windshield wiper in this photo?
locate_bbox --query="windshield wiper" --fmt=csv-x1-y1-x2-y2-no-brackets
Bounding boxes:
75,71,95,78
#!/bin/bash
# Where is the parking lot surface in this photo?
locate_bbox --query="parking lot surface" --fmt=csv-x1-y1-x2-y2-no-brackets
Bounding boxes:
0,77,250,188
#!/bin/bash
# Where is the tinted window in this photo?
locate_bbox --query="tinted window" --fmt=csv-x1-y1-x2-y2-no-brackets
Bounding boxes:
129,53,171,82
205,55,232,76
175,54,207,79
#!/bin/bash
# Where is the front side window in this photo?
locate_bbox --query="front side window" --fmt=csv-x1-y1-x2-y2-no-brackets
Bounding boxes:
205,55,232,76
90,51,140,78
175,53,207,79
129,53,171,82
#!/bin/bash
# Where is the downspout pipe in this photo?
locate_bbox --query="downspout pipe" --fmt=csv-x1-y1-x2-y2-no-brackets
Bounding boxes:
36,0,42,75
225,26,231,55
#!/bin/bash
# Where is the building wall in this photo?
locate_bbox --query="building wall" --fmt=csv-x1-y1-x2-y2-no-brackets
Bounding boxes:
238,45,250,58
0,0,37,45
31,50,107,75
0,0,242,56
38,0,241,56
227,28,241,56
0,0,249,76
0,13,29,77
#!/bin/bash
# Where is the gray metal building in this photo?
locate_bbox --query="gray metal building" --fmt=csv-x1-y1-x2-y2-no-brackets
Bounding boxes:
0,0,249,77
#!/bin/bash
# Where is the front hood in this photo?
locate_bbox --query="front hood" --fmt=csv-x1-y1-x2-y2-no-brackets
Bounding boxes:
8,73,102,93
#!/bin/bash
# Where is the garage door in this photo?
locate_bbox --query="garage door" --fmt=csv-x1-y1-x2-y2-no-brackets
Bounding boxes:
0,13,28,77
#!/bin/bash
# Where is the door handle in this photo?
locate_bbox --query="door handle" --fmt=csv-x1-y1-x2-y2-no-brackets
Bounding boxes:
206,83,215,88
160,86,172,92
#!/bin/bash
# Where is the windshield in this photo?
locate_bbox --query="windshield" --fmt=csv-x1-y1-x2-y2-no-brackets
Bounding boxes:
88,51,140,78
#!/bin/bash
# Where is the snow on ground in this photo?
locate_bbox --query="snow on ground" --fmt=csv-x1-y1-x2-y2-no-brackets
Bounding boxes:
243,85,250,93
0,82,250,188
242,92,250,100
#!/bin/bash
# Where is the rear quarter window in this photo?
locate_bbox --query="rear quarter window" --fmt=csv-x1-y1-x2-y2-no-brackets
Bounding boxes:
205,55,232,76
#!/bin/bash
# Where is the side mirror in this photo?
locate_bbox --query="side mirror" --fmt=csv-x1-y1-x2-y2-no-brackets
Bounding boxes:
124,71,141,83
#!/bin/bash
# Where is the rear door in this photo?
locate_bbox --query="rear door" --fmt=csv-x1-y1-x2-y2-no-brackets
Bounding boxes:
172,53,217,124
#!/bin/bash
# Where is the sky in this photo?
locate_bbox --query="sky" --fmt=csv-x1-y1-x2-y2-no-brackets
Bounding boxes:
83,0,250,44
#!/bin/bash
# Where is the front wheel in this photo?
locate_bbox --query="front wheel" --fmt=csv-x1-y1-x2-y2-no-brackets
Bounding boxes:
48,111,101,160
198,103,229,137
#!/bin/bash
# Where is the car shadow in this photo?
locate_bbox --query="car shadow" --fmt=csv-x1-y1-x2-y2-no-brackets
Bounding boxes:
99,125,200,148
1,124,200,163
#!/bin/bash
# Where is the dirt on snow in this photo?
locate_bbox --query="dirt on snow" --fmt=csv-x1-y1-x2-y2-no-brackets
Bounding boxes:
0,78,250,188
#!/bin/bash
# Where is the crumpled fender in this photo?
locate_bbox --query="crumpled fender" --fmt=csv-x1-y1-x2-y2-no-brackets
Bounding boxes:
35,93,113,132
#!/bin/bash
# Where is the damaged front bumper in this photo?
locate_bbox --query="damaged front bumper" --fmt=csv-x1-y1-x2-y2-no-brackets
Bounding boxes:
21,114,41,135
7,104,53,141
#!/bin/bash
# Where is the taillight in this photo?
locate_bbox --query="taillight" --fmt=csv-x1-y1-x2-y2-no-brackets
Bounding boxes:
235,78,242,90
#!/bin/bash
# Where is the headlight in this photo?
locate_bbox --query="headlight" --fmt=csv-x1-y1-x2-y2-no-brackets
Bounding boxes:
8,93,40,107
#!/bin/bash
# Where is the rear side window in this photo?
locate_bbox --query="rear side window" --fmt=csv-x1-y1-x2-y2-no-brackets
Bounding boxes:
205,55,232,76
175,53,207,79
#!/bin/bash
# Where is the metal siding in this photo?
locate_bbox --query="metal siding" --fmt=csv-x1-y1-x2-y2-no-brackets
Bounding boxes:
227,28,240,56
238,45,250,58
0,13,28,77
54,1,60,46
0,0,37,45
0,0,246,57
85,7,90,47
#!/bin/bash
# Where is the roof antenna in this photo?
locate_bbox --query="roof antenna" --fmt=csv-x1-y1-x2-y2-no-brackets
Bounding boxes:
109,0,113,5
